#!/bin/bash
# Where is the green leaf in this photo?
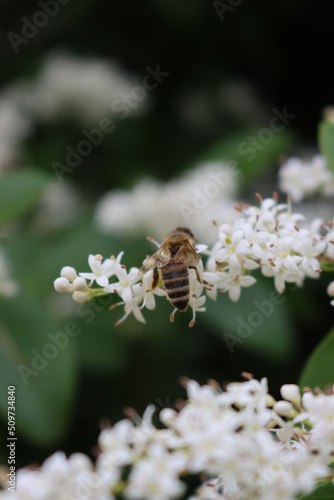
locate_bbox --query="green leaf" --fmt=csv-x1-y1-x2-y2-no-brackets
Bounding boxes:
298,480,334,499
299,327,334,389
204,276,296,363
319,111,334,173
0,293,77,445
0,169,50,227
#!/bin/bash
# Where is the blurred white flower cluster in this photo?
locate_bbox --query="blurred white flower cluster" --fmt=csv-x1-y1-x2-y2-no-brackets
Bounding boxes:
0,52,144,171
54,195,334,326
0,88,32,170
0,247,18,298
95,161,239,244
278,154,334,203
29,53,142,124
32,181,81,231
2,376,334,500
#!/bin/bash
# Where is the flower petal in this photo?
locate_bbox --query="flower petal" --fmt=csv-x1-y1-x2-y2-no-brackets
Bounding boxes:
96,275,109,287
121,286,133,303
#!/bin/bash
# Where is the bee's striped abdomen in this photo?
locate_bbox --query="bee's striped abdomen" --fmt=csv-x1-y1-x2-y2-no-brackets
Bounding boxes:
162,262,189,311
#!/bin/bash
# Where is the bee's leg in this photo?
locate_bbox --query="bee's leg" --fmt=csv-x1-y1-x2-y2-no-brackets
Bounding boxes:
189,266,212,287
150,267,159,291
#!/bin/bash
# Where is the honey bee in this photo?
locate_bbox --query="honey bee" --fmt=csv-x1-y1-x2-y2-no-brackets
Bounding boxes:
140,227,207,312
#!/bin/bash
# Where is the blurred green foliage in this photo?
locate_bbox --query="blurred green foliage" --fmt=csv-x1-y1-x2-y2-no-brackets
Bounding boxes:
299,327,334,390
0,170,50,226
0,0,333,470
298,480,334,500
319,113,334,174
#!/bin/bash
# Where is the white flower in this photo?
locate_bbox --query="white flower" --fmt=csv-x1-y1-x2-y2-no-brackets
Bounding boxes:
188,294,206,327
195,258,219,290
215,225,250,269
133,269,166,310
113,296,146,326
261,235,303,292
125,443,186,500
80,254,116,287
243,197,278,231
105,267,140,302
241,222,268,260
280,384,301,404
204,258,230,301
98,419,135,466
224,273,256,302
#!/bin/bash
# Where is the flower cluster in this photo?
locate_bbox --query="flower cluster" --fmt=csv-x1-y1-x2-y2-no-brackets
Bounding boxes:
2,376,334,500
95,161,239,244
30,52,143,124
0,88,32,171
278,154,334,203
54,195,334,326
54,250,207,327
0,52,143,171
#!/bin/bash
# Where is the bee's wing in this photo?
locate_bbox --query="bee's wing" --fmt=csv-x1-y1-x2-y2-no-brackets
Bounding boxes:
139,244,171,275
174,241,199,267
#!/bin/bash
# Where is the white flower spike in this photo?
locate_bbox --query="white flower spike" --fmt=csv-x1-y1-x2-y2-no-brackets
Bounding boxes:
54,194,334,325
5,376,334,500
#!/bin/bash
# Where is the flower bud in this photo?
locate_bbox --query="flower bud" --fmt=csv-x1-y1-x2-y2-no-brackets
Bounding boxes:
159,408,178,426
280,384,301,404
73,277,88,291
60,266,78,282
327,281,334,298
72,291,92,303
266,394,276,407
274,401,295,417
301,392,315,411
54,277,71,293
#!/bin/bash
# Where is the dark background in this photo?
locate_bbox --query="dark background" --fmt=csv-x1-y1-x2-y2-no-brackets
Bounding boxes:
0,0,333,470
